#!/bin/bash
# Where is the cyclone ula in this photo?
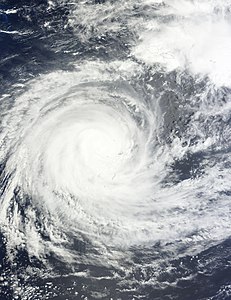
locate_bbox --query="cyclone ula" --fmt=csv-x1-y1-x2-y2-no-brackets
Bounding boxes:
0,0,231,299
1,60,230,265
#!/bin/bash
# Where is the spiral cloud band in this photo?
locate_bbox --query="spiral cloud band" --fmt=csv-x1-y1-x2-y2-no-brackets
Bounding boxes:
1,59,230,271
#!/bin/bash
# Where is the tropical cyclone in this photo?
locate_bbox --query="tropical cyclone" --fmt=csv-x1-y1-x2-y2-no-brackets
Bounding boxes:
0,60,230,269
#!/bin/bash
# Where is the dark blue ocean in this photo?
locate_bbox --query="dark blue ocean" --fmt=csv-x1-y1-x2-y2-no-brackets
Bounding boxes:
0,1,231,299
